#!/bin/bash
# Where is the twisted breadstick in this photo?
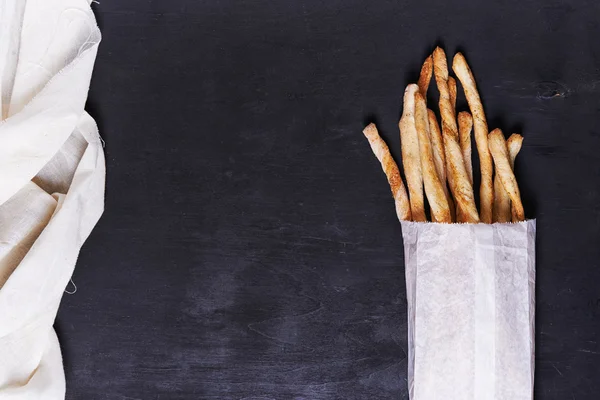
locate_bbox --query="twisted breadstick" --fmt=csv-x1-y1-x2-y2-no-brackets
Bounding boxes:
448,76,457,117
427,109,455,221
507,134,524,222
488,129,525,221
452,52,494,223
458,111,473,184
433,47,479,223
414,92,451,222
399,84,426,221
363,123,411,221
417,55,433,97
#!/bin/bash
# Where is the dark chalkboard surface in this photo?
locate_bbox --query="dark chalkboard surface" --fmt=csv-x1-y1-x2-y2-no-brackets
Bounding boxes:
57,1,600,399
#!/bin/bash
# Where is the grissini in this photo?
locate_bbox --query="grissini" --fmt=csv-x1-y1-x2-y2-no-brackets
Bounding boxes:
488,129,525,221
414,91,451,223
507,134,523,167
493,177,511,222
399,84,426,222
432,47,479,223
458,111,473,184
428,110,446,182
417,55,433,97
452,52,494,223
363,123,412,221
427,109,455,221
493,133,525,223
492,133,511,223
448,76,457,117
507,134,524,222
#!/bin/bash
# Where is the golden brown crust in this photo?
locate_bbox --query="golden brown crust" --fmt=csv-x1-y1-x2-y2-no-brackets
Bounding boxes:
414,92,451,223
452,52,494,223
457,111,473,185
363,123,412,221
433,47,479,223
507,134,523,168
493,177,511,222
493,133,524,223
488,129,525,221
417,55,433,97
448,76,457,116
427,109,455,221
428,109,446,182
492,132,511,222
399,84,426,222
507,134,524,222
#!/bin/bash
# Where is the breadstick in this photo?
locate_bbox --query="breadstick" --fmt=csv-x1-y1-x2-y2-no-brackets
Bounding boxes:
488,129,525,221
507,134,524,222
493,177,511,222
427,109,455,221
428,110,445,182
399,84,426,221
414,92,451,222
448,76,457,116
493,133,525,222
458,111,473,184
433,47,479,223
507,134,523,168
417,55,433,97
363,123,411,221
452,52,494,223
492,133,511,223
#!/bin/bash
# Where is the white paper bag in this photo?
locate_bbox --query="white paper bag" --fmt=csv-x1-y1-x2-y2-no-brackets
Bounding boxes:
402,220,536,400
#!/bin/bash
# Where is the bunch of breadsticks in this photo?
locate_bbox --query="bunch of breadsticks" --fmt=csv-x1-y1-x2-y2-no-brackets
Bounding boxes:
363,47,525,223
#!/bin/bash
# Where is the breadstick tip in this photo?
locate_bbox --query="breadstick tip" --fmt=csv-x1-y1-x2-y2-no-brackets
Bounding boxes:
363,123,378,138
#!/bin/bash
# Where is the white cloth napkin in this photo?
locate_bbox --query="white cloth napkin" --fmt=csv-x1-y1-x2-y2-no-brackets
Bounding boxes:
0,0,103,398
402,221,536,400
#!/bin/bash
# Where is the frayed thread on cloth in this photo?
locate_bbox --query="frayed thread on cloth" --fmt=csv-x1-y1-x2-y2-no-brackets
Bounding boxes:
64,278,77,295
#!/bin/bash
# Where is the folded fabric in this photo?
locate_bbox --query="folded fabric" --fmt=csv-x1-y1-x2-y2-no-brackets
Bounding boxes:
0,0,103,398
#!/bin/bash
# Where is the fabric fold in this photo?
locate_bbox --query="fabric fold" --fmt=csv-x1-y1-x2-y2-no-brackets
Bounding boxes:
0,0,103,398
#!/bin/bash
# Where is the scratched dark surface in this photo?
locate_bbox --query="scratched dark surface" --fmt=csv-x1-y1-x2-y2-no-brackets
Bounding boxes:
55,0,600,399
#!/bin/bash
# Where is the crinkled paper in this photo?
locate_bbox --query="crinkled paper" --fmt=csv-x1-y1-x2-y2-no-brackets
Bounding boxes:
402,220,536,400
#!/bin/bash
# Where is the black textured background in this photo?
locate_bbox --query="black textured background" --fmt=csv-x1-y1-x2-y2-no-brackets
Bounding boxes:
57,1,600,399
